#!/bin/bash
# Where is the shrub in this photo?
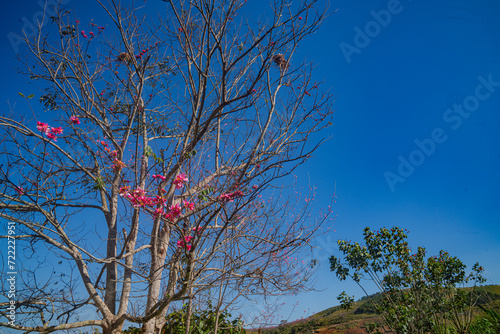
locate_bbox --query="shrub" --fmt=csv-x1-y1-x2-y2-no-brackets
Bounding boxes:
123,302,245,334
330,227,486,334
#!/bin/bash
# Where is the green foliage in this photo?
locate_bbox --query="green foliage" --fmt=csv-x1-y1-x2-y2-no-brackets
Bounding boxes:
472,305,500,333
163,302,245,334
19,92,35,99
330,226,487,334
353,299,378,315
144,145,164,163
337,291,355,311
93,177,105,190
123,302,245,333
198,187,215,202
468,317,498,334
365,322,385,334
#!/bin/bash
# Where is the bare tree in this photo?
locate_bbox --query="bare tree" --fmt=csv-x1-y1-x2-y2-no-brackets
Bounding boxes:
0,0,334,333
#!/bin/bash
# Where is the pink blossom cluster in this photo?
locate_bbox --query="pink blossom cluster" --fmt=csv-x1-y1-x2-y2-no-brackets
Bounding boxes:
97,140,117,157
70,116,80,124
119,185,196,222
177,235,193,251
152,173,190,189
163,204,181,220
177,234,200,251
135,48,148,59
36,121,63,141
80,23,104,39
219,190,244,202
124,188,151,208
15,186,24,195
183,200,195,210
135,41,160,59
112,159,126,172
173,173,188,189
192,226,203,234
119,186,130,196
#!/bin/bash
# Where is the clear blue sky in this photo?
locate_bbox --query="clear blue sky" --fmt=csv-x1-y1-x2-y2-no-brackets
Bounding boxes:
1,0,499,327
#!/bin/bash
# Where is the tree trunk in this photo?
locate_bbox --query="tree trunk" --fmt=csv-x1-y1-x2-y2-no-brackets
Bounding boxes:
105,224,117,315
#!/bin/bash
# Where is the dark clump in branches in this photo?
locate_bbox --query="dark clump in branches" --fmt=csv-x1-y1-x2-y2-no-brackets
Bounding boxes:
272,54,289,70
116,52,132,63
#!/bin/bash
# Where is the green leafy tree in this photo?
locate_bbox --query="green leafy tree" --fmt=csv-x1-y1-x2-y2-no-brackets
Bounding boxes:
330,227,487,334
162,303,245,334
123,303,245,333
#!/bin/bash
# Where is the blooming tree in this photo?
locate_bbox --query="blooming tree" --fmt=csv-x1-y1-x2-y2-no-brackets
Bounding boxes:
0,0,333,333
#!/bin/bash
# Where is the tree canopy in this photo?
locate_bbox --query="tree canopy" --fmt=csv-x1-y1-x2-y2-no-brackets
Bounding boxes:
0,1,333,333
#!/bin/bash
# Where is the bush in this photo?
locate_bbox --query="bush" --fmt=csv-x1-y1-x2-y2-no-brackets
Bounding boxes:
123,302,245,334
330,227,487,334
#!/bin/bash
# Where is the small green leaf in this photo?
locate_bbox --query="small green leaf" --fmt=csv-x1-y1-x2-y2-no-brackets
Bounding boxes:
18,92,25,97
27,94,35,99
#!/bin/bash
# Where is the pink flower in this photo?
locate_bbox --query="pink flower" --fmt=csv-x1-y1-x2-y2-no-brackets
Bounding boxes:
81,31,87,38
89,31,95,37
152,174,166,181
252,185,258,190
177,239,192,251
15,186,24,195
184,235,193,243
36,121,49,133
173,173,188,189
168,204,182,219
51,127,63,134
183,200,195,210
112,159,126,171
132,188,146,197
70,116,80,124
119,186,130,196
46,132,57,141
219,190,244,203
154,195,167,207
193,226,203,234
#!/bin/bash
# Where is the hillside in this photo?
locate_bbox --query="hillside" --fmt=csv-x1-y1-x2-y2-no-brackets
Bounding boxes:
251,285,500,334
